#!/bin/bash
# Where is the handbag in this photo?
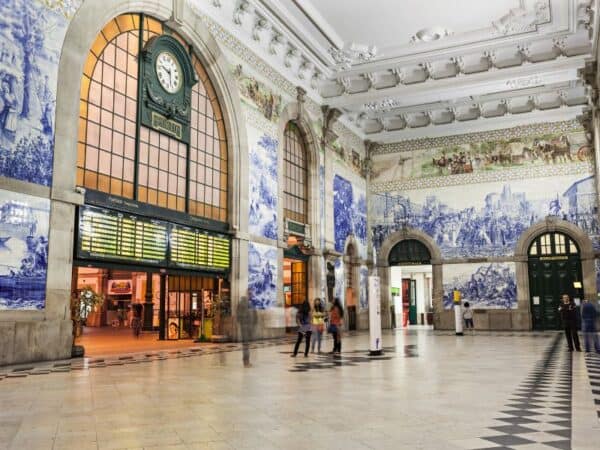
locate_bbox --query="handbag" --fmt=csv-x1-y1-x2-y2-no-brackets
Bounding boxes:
327,324,337,334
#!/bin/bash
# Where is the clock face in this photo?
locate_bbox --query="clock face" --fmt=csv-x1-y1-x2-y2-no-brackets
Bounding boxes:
155,51,182,94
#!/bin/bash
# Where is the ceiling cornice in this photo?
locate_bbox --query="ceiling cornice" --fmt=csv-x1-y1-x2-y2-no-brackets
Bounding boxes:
370,106,586,143
189,0,596,143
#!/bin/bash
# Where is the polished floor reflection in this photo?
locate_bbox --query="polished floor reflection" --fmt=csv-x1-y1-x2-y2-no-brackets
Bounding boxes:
1,330,599,450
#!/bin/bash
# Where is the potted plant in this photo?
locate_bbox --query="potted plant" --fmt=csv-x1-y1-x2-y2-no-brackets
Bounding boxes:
71,286,104,357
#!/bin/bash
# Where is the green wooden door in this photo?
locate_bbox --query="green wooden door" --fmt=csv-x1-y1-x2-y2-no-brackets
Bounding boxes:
528,232,582,331
409,280,417,325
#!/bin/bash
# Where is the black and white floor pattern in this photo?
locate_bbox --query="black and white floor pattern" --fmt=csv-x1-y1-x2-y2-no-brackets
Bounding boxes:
478,334,574,450
584,352,600,420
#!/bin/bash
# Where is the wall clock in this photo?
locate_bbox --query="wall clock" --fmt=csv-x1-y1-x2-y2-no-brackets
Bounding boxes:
156,51,182,94
140,35,197,143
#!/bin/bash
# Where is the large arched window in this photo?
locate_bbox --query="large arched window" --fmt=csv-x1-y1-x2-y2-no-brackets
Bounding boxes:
77,14,228,222
282,122,308,224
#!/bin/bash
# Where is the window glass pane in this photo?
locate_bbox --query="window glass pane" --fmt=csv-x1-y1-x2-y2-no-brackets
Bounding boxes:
283,122,308,224
569,241,578,254
78,15,139,198
188,54,228,221
80,16,228,219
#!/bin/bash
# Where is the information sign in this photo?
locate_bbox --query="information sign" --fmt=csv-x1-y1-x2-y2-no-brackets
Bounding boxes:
78,206,168,265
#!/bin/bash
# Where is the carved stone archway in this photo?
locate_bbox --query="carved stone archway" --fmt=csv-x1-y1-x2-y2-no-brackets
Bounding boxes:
514,217,597,322
376,228,443,329
55,0,250,344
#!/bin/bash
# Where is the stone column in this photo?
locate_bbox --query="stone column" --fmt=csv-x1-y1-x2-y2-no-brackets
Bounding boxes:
308,253,323,302
377,264,391,329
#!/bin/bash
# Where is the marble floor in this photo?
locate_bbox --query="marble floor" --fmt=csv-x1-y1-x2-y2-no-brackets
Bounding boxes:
1,330,599,450
76,328,214,358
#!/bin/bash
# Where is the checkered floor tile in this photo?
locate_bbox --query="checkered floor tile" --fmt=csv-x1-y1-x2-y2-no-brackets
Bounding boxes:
477,334,573,449
584,351,600,420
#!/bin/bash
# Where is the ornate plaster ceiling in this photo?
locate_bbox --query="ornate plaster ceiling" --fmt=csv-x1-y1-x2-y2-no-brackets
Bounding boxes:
193,0,598,143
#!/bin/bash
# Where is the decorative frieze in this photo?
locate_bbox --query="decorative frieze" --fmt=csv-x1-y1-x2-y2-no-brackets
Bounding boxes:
373,120,583,155
370,161,593,193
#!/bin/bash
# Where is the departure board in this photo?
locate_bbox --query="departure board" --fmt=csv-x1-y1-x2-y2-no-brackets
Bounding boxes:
170,225,230,272
77,206,168,265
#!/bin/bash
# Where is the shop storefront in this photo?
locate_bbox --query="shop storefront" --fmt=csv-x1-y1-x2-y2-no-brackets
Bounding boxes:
283,229,310,329
72,196,231,340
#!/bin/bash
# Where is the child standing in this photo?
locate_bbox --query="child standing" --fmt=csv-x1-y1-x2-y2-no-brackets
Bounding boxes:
463,302,474,330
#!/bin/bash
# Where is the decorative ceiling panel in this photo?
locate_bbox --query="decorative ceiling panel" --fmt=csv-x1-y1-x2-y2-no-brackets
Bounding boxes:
189,0,596,142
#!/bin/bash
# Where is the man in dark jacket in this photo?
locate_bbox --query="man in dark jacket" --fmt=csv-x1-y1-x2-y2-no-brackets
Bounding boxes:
558,294,581,352
581,299,600,353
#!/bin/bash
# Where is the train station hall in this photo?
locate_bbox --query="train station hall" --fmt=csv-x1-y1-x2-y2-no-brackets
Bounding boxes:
1,0,600,448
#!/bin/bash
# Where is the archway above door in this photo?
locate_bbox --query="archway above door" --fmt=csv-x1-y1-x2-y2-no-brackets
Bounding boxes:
388,239,431,266
377,228,442,267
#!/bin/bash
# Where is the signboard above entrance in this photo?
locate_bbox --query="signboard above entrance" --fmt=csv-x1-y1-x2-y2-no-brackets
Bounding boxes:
170,224,230,272
77,206,168,265
76,205,230,273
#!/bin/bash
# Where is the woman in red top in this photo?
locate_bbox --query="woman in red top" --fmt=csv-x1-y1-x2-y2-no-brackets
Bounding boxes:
329,297,344,354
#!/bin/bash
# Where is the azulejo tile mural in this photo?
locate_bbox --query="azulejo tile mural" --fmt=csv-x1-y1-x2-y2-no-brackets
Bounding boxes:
371,174,599,258
0,189,50,310
0,0,80,186
333,174,367,257
232,65,282,122
247,242,277,310
371,130,590,184
443,263,517,310
248,129,278,240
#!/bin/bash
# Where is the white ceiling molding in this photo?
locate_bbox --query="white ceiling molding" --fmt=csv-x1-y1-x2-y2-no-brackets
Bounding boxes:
367,106,586,143
356,84,586,134
189,0,597,142
329,43,378,71
319,35,591,98
492,0,551,35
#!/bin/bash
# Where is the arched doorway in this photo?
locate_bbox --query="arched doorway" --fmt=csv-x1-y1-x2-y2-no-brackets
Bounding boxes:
70,13,233,349
528,232,583,330
388,239,433,328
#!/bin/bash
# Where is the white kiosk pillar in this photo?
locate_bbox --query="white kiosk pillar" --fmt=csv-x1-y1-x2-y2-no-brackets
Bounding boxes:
368,275,383,355
453,289,463,336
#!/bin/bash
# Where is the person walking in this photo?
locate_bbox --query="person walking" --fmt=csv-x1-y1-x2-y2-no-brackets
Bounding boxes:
311,298,326,354
463,301,474,331
291,299,312,357
329,297,344,354
558,294,581,352
581,298,600,354
237,293,257,367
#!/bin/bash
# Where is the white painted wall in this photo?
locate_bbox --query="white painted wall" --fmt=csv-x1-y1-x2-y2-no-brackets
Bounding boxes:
389,265,433,326
390,266,403,327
